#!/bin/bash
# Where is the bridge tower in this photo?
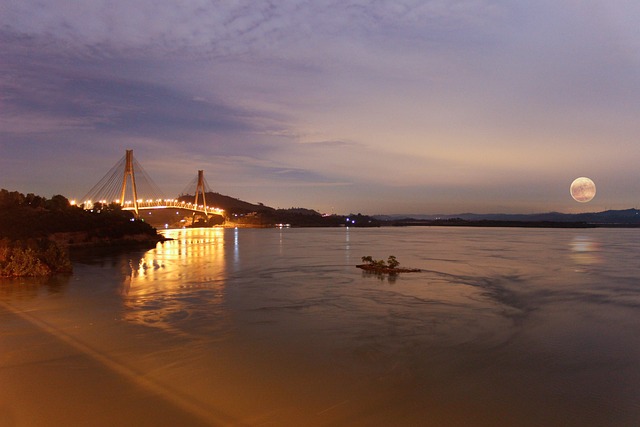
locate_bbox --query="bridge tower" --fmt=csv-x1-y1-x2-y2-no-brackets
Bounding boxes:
193,170,208,216
120,149,139,216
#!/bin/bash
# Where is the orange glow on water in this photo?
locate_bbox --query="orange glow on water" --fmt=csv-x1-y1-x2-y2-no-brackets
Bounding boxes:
121,227,227,332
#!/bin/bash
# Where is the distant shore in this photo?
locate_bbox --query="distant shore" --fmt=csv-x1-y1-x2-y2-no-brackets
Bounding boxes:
176,219,640,230
388,219,639,228
389,220,598,228
217,219,640,229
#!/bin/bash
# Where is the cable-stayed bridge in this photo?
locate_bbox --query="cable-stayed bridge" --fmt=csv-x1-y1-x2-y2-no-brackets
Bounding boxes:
80,150,224,219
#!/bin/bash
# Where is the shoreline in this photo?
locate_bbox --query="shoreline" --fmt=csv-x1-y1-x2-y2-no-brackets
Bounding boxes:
172,221,640,230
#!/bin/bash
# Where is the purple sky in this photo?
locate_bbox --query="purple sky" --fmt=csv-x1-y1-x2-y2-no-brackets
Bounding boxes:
2,1,639,214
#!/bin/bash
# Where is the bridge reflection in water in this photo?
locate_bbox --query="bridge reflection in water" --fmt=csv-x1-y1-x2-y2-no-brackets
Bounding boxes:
121,228,228,336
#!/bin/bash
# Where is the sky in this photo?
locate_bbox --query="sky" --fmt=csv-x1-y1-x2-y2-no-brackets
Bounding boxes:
2,1,640,215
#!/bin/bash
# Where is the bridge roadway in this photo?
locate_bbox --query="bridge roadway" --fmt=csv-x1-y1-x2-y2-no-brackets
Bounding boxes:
120,199,224,216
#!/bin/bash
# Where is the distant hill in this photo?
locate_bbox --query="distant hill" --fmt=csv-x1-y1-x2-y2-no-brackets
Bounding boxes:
375,209,640,226
177,192,380,227
178,192,274,214
176,192,640,228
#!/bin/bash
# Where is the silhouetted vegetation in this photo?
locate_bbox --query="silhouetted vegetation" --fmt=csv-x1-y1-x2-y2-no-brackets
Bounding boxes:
361,255,400,269
0,189,163,277
357,255,420,274
0,238,72,277
0,189,159,240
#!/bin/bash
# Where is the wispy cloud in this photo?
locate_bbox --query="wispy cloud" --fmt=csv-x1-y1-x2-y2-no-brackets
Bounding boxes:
1,52,260,136
2,1,640,212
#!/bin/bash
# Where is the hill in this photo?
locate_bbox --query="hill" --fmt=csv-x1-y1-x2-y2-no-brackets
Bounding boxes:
178,192,274,215
177,192,380,227
375,209,640,226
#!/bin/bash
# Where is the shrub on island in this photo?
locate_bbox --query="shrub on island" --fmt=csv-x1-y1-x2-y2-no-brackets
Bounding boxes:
357,255,420,274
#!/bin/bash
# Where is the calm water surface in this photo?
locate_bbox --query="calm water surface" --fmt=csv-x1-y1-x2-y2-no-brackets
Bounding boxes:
1,227,639,426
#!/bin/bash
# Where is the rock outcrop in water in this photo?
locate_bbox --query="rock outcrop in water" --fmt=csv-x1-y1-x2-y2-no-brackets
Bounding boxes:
356,255,421,274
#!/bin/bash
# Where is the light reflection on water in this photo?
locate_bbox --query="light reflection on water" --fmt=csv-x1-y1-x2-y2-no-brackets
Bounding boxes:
122,227,228,335
1,227,640,426
569,234,601,266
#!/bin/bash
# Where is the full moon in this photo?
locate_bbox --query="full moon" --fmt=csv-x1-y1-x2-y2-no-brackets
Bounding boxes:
570,177,596,203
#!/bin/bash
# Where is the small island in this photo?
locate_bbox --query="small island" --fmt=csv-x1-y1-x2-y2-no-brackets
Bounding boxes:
356,255,421,274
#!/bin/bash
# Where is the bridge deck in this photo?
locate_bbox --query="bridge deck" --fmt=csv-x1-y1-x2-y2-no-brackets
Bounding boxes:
120,200,224,215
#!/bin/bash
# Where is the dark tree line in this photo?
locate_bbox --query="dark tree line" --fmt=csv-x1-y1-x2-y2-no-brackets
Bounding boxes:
0,189,157,240
0,189,161,277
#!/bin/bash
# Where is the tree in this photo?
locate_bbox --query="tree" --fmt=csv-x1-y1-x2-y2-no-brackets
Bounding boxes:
0,189,25,207
361,255,374,265
25,193,45,208
46,194,70,211
387,255,400,269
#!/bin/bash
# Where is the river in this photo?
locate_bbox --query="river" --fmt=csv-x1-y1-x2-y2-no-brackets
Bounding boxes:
1,227,639,426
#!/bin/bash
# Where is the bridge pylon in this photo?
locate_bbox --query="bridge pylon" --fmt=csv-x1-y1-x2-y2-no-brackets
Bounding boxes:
120,150,139,216
81,150,223,222
194,170,208,216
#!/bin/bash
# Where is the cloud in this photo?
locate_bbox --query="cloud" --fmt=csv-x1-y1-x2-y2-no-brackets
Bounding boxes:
1,51,259,137
1,1,509,60
2,1,640,213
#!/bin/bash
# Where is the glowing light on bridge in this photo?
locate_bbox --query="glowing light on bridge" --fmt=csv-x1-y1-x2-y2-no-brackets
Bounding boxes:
120,198,225,215
79,150,225,218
